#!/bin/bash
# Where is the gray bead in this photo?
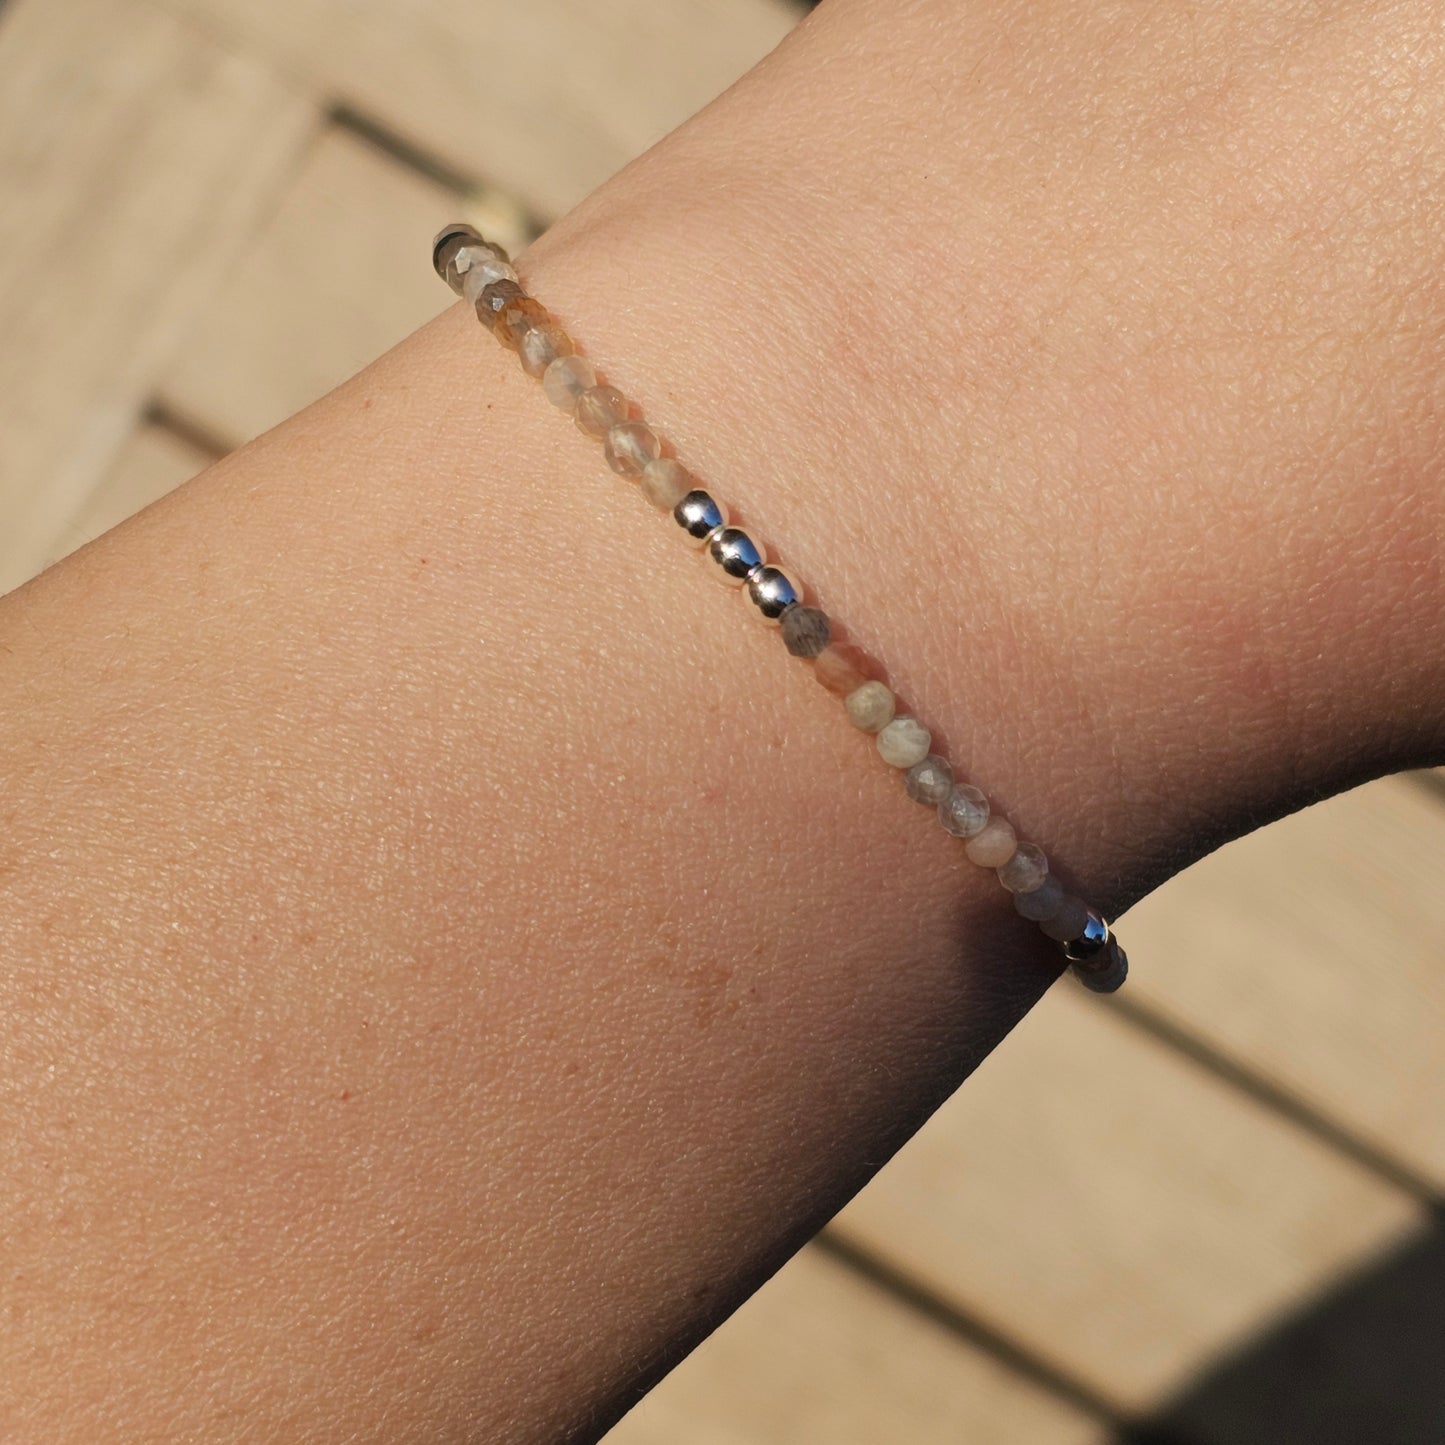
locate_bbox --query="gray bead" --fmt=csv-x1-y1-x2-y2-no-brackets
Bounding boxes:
997,841,1049,894
745,565,802,624
574,384,629,439
674,490,729,547
1040,895,1089,943
938,784,989,838
1013,873,1065,922
432,223,487,289
640,458,695,511
604,420,662,476
903,754,953,804
707,527,766,585
779,604,830,658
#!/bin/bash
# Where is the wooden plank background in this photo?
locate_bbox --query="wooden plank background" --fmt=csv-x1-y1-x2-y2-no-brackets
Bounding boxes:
2,1,1441,1439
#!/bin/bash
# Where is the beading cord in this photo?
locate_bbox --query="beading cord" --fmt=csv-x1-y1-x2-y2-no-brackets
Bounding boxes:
433,223,1128,993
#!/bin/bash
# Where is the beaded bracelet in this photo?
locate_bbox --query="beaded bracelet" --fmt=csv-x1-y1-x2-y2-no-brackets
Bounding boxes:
433,223,1128,993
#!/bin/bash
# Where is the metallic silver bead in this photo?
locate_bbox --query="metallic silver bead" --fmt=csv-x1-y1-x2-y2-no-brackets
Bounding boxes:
1062,908,1109,961
745,564,802,624
707,527,766,585
673,490,729,548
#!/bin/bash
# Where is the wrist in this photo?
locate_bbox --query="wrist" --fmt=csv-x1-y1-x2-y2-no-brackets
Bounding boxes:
514,0,1445,918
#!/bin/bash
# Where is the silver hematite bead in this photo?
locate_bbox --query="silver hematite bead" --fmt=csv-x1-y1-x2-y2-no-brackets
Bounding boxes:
1062,908,1109,961
745,565,802,624
707,527,766,585
673,490,729,548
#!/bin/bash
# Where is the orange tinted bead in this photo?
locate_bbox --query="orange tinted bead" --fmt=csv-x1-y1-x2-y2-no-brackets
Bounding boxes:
813,642,871,696
494,296,549,349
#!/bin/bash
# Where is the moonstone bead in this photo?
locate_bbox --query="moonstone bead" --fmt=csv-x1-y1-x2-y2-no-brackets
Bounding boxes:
542,354,597,412
844,680,894,733
518,321,572,378
574,384,629,438
813,642,871,696
476,278,525,329
997,841,1048,894
604,420,662,476
779,605,830,658
964,816,1017,868
461,251,519,305
1013,872,1065,922
938,783,989,838
903,754,953,804
1040,895,1089,943
640,458,695,511
877,716,931,769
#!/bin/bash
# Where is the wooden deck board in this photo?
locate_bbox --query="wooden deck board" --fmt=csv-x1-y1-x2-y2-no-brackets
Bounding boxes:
153,0,801,221
829,983,1426,1413
46,420,215,571
1120,773,1445,1191
156,123,463,448
0,0,314,594
605,1245,1107,1445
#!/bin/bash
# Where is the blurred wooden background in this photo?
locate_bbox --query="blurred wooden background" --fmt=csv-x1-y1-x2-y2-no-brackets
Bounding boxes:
1,0,1441,1439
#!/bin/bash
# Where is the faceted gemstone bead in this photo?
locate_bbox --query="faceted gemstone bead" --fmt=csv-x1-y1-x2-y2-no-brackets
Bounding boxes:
964,816,1017,868
542,354,597,412
844,680,894,733
433,230,473,289
1040,894,1090,943
674,490,729,546
575,384,630,438
461,251,519,306
476,278,525,329
779,605,830,658
1013,873,1065,922
877,716,931,769
1073,938,1128,992
997,841,1048,894
903,754,953,804
938,784,989,838
813,642,871,696
640,458,695,511
434,226,493,290
745,565,801,623
707,527,766,585
494,296,549,349
604,420,662,476
518,321,572,378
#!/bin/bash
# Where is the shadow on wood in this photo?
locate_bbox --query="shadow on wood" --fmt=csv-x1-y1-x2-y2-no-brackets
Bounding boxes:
1129,1210,1445,1445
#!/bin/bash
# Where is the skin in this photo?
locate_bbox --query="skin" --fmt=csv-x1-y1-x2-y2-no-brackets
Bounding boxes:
1,0,1441,1437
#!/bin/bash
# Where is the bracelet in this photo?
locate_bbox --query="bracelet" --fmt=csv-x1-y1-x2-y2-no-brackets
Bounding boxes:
432,224,1128,993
